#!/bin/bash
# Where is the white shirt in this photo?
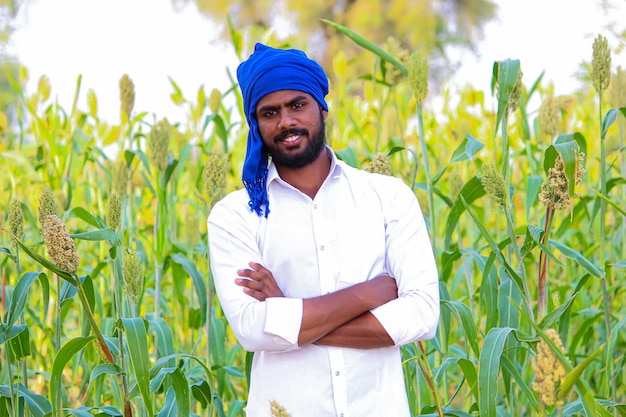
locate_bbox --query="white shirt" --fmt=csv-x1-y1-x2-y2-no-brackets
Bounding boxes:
207,149,439,417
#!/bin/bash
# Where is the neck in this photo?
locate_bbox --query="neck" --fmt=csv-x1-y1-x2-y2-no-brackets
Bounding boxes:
276,148,331,199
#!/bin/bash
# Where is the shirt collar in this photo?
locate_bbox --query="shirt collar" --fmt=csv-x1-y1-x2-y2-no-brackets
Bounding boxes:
266,146,344,189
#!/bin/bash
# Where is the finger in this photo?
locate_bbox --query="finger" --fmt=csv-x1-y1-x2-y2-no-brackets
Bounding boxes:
241,286,267,301
235,278,266,292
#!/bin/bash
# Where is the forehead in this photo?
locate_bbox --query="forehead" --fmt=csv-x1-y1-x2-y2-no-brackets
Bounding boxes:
256,90,313,110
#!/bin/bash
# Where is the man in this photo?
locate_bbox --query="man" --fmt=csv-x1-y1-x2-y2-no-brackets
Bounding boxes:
207,43,439,417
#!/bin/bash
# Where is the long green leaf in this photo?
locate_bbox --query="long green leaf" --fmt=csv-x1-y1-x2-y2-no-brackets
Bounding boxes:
444,176,486,249
6,271,46,328
0,384,52,417
548,239,602,277
120,317,153,416
50,336,96,413
321,19,407,75
170,253,207,325
478,327,514,417
492,60,520,137
442,300,479,358
71,228,116,242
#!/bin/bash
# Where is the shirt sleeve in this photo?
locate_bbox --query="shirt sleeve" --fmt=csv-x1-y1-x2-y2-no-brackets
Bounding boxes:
207,195,303,352
370,179,440,346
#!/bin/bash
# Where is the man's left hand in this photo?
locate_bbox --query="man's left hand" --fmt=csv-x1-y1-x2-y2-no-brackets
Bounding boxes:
236,262,285,301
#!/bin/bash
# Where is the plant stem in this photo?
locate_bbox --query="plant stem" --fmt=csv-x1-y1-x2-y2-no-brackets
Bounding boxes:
416,341,444,417
598,99,612,396
538,207,554,321
417,105,436,253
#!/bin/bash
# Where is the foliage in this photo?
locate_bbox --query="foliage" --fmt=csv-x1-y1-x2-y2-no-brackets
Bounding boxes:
180,0,496,85
1,17,626,417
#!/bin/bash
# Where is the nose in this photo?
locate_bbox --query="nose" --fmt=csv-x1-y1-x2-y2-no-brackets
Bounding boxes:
277,109,296,129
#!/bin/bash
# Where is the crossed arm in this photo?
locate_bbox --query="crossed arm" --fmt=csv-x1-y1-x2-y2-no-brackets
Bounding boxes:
236,262,398,348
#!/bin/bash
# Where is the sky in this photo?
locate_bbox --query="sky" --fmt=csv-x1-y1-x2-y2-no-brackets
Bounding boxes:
6,0,626,124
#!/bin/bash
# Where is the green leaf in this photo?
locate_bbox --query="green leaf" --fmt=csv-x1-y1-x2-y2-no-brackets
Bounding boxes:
6,271,46,329
87,363,123,393
147,318,175,362
526,175,542,220
120,318,153,416
0,384,52,417
549,239,602,277
478,327,515,417
335,147,358,168
594,189,626,216
0,247,17,263
50,336,96,413
156,368,190,417
441,300,479,358
69,207,105,229
170,253,207,326
8,325,30,360
321,19,407,75
191,380,212,409
71,228,116,242
460,196,527,306
492,60,520,137
601,108,618,139
444,176,486,249
450,134,484,163
558,343,605,400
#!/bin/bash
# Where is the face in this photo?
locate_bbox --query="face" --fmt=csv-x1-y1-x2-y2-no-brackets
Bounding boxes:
255,90,328,169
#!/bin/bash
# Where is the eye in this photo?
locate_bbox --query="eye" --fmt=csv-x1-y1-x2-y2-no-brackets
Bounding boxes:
293,102,305,110
262,110,277,118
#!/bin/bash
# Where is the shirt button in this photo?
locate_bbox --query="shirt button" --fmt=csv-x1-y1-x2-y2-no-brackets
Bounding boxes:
340,414,344,417
320,245,325,251
335,371,340,376
313,203,318,209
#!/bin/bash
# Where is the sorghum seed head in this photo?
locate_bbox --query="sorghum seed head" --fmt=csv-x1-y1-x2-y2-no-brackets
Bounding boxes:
538,153,585,211
107,193,122,231
38,186,60,227
147,118,171,172
592,34,611,95
8,199,25,242
365,153,392,176
269,400,292,417
119,74,135,118
112,158,129,199
449,171,464,201
538,95,560,138
480,164,507,208
384,37,409,85
43,214,80,274
531,328,566,407
209,88,222,114
203,152,229,209
408,52,428,104
123,250,143,300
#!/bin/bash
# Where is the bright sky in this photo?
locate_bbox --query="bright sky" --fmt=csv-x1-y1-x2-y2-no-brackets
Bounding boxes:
7,0,626,123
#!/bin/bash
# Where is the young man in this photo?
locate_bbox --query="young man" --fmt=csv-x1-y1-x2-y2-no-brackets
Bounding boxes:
207,43,439,417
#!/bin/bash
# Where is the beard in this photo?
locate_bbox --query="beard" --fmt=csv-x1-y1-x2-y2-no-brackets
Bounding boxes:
264,111,327,169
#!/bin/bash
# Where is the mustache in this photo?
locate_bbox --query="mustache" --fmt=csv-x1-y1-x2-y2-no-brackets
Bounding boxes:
274,128,308,143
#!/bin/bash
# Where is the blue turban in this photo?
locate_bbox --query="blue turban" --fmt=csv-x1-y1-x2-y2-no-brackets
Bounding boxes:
236,43,329,217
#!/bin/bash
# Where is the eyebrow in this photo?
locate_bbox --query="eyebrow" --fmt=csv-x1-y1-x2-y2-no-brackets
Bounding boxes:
256,95,310,114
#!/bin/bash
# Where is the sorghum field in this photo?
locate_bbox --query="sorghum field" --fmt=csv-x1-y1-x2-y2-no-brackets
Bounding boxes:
0,22,625,417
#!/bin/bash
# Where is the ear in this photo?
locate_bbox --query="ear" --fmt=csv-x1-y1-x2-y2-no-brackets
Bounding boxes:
322,109,329,120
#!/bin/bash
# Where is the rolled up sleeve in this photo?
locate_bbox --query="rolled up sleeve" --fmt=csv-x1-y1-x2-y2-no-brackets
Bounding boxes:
208,195,303,352
371,180,440,346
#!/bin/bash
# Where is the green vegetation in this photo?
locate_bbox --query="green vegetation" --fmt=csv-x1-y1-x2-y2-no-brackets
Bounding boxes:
1,20,625,417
